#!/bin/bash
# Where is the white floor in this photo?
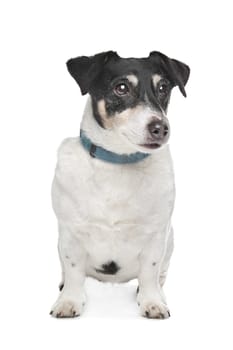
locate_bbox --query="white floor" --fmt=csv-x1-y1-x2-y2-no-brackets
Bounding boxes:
83,278,140,319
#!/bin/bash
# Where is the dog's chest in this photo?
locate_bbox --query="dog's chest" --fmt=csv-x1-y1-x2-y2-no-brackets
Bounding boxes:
53,138,175,227
52,138,175,281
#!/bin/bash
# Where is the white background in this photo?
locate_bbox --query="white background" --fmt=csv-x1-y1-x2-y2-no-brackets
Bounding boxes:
0,0,232,349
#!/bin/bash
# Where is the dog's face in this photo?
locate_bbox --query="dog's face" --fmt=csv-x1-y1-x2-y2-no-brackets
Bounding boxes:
67,51,190,152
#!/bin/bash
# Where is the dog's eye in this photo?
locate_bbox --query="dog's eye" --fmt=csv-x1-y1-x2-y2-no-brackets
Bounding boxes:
158,80,170,96
114,83,129,96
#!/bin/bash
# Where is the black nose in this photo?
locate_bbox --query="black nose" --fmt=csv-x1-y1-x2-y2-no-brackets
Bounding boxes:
148,120,170,143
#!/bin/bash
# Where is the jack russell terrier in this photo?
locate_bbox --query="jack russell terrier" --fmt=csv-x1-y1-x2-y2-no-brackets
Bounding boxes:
50,51,190,319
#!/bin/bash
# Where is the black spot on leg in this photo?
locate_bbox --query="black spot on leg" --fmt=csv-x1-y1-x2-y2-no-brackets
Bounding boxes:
136,286,139,294
59,283,64,291
65,256,70,259
152,262,156,266
71,263,76,267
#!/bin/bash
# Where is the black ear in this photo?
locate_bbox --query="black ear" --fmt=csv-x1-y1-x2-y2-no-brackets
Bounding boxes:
149,51,190,97
66,51,119,95
169,58,190,97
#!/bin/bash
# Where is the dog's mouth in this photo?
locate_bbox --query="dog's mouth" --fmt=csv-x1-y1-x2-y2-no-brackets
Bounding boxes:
140,143,161,149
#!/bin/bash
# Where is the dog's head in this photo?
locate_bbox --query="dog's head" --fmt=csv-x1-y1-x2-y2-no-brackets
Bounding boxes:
67,51,190,153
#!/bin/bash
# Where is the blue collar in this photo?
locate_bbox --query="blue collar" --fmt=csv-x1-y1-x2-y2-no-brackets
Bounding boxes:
80,130,150,165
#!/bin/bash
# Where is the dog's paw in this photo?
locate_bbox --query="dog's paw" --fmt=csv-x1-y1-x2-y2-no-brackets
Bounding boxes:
50,297,85,318
140,301,170,319
137,294,170,319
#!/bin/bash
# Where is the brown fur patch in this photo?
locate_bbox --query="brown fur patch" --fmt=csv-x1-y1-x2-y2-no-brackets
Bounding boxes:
97,99,138,129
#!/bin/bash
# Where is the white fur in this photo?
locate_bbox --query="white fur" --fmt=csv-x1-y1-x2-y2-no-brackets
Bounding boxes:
50,99,175,318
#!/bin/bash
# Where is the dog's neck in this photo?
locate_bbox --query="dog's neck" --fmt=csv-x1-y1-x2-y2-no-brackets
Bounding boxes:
81,97,139,155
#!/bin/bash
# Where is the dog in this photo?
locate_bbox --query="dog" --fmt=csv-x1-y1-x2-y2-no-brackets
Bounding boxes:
50,51,190,319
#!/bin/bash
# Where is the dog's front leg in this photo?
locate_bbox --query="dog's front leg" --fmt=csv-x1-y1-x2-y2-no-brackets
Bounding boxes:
50,225,87,318
137,231,170,319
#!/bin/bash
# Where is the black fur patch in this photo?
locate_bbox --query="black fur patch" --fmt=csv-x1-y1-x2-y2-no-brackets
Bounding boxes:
95,261,120,275
66,51,190,128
